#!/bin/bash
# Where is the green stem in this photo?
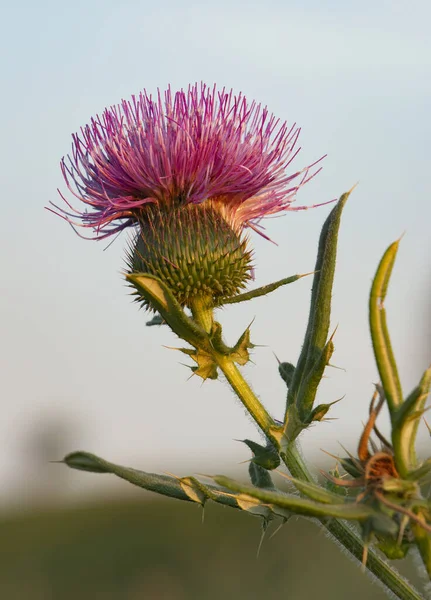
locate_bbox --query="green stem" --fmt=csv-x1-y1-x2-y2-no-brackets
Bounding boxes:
216,354,422,599
216,356,276,439
189,295,423,598
283,443,423,600
190,295,214,333
189,297,276,438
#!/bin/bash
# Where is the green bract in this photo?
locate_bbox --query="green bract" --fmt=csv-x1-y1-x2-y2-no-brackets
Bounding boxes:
127,203,253,308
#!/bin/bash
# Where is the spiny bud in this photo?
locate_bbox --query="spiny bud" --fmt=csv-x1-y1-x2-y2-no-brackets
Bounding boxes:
127,203,253,309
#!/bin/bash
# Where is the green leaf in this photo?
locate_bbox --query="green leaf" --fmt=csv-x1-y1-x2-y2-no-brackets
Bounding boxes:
62,452,287,520
242,439,280,470
298,334,335,421
212,475,378,521
369,240,403,414
392,365,431,476
248,463,276,489
284,191,350,426
63,451,239,507
306,394,342,423
406,458,431,482
278,361,295,387
146,313,165,326
281,474,344,504
219,273,311,306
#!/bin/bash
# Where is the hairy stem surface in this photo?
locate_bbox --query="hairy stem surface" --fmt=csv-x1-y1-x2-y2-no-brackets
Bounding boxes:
222,358,423,600
282,444,423,600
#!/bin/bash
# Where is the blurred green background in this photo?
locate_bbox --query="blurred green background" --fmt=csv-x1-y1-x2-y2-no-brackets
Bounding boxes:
0,490,424,600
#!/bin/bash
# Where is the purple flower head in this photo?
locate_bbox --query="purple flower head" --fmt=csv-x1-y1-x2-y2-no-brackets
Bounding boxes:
51,83,326,240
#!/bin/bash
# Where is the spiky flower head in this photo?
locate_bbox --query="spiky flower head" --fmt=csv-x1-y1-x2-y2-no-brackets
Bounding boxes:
128,203,253,308
51,83,325,308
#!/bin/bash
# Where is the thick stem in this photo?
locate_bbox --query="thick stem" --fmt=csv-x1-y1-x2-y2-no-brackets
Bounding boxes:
283,443,423,600
216,356,276,439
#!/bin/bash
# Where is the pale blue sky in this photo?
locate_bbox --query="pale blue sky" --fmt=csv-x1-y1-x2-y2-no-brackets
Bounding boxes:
1,0,430,504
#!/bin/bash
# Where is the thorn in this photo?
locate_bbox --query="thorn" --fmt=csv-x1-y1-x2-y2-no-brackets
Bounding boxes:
397,514,409,546
273,470,293,481
163,470,180,480
329,324,339,340
49,460,65,464
327,363,346,372
195,473,214,480
362,543,369,571
320,448,341,461
319,469,359,487
256,524,267,558
337,444,363,471
348,181,359,195
373,383,386,402
329,395,345,407
424,418,431,436
269,518,290,539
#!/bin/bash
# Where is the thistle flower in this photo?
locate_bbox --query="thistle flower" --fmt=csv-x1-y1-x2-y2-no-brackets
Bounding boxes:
51,83,326,308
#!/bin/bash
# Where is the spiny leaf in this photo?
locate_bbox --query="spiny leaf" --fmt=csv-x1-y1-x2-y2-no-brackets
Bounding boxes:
248,463,276,489
284,191,350,427
298,331,336,420
219,273,312,306
175,347,219,380
406,458,431,482
230,326,254,366
242,439,280,470
393,365,431,476
235,494,273,519
63,451,239,507
275,471,343,504
210,321,254,366
212,475,378,521
307,396,342,423
277,361,295,387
